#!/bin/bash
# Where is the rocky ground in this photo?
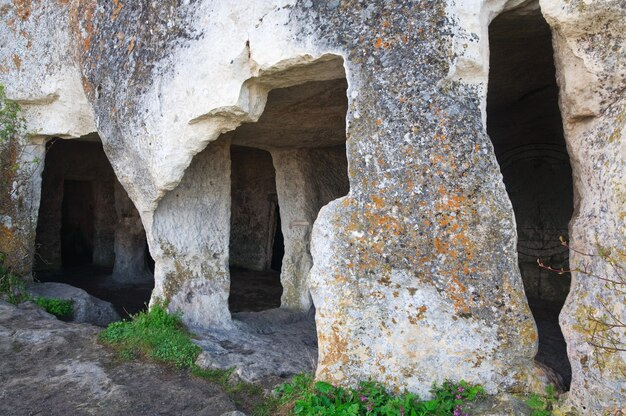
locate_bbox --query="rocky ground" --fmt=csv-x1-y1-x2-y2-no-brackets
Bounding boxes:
0,300,252,416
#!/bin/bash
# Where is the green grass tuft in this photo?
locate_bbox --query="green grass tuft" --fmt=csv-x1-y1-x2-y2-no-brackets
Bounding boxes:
34,297,74,319
99,304,201,368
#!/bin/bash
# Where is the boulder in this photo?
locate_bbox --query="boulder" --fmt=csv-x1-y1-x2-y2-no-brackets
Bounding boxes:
27,282,120,327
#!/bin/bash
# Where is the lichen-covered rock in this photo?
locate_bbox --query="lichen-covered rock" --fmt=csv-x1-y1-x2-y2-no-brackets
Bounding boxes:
0,0,624,413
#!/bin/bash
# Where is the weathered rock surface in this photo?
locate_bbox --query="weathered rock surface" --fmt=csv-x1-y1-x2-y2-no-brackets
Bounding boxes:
0,0,624,413
194,308,317,382
0,300,238,416
541,1,626,413
26,282,120,326
464,393,533,416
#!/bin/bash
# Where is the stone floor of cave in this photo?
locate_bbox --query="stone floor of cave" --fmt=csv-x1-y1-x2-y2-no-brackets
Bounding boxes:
228,266,283,313
34,266,153,318
528,298,572,389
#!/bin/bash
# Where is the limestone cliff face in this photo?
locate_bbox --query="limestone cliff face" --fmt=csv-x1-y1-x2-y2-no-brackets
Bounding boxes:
0,0,624,413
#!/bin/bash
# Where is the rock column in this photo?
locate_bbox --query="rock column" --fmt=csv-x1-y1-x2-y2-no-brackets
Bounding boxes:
151,138,233,329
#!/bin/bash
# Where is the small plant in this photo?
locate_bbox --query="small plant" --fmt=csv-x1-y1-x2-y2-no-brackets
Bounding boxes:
259,375,485,416
99,304,201,368
34,297,74,320
0,258,30,304
525,385,557,416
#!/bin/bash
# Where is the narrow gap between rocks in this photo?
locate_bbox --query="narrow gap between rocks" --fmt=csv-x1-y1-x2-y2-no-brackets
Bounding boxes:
488,5,573,389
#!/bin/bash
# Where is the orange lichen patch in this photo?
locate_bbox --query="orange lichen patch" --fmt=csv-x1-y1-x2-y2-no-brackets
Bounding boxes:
374,37,383,48
368,212,403,237
382,19,391,28
81,75,93,96
371,195,385,209
57,0,70,5
449,292,470,315
379,275,391,286
112,0,123,21
433,237,448,254
11,0,31,21
375,118,383,126
12,54,21,70
127,36,135,53
438,214,453,227
435,194,466,212
407,305,428,324
335,274,349,284
317,323,349,379
370,291,385,300
451,276,467,293
70,1,96,53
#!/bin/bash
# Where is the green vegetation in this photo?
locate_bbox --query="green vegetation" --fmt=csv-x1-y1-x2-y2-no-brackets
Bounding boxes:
33,297,74,320
99,304,201,368
0,259,30,304
525,385,557,416
1,255,74,320
0,84,25,145
100,305,491,415
258,374,484,416
100,305,265,407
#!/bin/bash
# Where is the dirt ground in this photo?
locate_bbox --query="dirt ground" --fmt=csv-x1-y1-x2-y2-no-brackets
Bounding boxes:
0,300,265,416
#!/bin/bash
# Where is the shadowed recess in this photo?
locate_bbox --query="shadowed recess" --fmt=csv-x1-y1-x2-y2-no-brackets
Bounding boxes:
487,5,573,389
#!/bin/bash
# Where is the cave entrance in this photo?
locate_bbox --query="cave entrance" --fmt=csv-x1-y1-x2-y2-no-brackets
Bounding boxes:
488,5,573,388
227,77,350,314
61,180,95,267
34,136,154,317
229,146,283,312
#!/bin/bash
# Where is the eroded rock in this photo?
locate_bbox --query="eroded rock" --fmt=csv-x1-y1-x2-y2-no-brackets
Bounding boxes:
26,282,120,326
0,0,623,413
